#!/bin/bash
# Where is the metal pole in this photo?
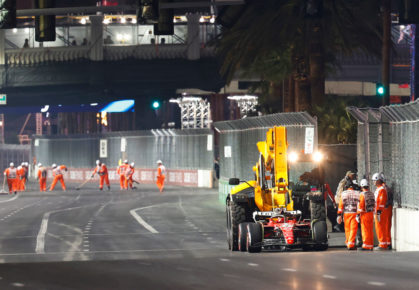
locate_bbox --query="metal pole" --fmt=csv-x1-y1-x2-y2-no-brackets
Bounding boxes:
382,0,391,106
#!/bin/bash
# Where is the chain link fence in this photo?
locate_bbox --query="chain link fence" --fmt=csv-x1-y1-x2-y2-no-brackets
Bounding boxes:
32,129,214,170
0,144,31,172
214,112,318,203
348,100,419,209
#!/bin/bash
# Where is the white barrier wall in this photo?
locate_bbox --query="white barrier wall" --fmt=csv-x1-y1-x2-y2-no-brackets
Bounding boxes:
393,208,419,251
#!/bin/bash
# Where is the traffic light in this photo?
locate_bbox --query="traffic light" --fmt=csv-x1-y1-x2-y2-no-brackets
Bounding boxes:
0,0,16,29
35,0,56,42
152,101,160,109
376,83,385,97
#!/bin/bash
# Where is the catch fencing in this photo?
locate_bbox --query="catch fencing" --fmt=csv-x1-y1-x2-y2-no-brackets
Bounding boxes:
348,100,419,209
214,112,318,203
0,144,31,172
32,129,214,187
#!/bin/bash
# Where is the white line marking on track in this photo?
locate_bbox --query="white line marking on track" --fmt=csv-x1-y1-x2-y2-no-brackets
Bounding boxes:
220,258,230,262
11,282,25,287
248,263,259,267
0,195,18,203
323,275,336,279
35,204,99,254
35,212,50,254
129,208,159,234
368,281,386,286
282,268,297,272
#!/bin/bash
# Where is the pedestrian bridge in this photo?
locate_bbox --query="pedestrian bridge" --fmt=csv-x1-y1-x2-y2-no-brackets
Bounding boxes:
5,44,215,66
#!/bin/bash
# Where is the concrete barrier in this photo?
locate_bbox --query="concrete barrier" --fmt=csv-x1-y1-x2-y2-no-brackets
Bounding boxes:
393,207,419,251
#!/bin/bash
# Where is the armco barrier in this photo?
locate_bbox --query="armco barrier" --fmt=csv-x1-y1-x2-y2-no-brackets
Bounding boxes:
45,168,212,188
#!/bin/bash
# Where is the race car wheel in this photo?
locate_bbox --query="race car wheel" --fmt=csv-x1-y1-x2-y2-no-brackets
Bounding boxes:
226,200,248,251
238,222,250,252
247,223,262,253
313,220,328,243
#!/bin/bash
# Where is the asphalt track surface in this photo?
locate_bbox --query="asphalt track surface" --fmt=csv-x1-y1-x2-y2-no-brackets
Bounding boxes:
0,182,417,289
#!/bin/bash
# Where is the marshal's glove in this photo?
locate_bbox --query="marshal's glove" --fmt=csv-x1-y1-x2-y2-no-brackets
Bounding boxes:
356,215,360,223
337,215,343,224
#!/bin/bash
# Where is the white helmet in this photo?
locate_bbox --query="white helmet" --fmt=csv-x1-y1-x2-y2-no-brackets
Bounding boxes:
38,163,42,167
124,160,128,164
156,160,162,164
52,163,57,168
21,162,25,166
372,172,385,182
10,162,14,167
130,162,135,167
360,179,369,187
25,162,29,166
96,160,100,165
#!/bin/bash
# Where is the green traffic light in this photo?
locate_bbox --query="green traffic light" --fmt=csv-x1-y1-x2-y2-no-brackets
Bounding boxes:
376,83,385,96
152,101,160,109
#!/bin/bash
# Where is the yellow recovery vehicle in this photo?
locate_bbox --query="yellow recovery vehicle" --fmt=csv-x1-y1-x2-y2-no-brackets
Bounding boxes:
226,126,329,252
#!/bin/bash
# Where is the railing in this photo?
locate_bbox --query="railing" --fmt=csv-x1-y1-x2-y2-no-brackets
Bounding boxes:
103,44,187,61
6,46,90,66
5,44,216,65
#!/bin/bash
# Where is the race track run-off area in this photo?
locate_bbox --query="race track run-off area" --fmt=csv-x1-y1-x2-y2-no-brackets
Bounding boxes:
0,183,417,289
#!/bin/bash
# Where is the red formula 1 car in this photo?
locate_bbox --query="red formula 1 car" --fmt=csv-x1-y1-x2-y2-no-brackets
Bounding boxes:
237,208,328,252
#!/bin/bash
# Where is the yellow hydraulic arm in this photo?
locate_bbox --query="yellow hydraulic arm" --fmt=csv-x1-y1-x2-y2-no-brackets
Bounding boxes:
253,126,294,212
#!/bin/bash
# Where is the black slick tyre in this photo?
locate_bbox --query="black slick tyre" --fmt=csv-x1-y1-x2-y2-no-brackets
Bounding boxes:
238,222,250,252
246,223,263,253
313,220,328,251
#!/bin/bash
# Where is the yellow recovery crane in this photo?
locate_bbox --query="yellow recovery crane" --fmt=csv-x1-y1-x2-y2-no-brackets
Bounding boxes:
226,126,329,252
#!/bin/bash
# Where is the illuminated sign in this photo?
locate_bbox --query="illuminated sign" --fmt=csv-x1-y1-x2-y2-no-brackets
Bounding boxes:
100,99,135,113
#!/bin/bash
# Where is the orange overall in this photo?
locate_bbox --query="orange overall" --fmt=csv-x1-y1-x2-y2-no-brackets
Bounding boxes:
18,166,28,191
37,166,47,191
117,164,128,189
156,165,166,192
50,165,67,191
4,167,19,194
124,166,134,190
338,188,360,249
357,189,375,250
93,164,110,190
374,185,388,249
